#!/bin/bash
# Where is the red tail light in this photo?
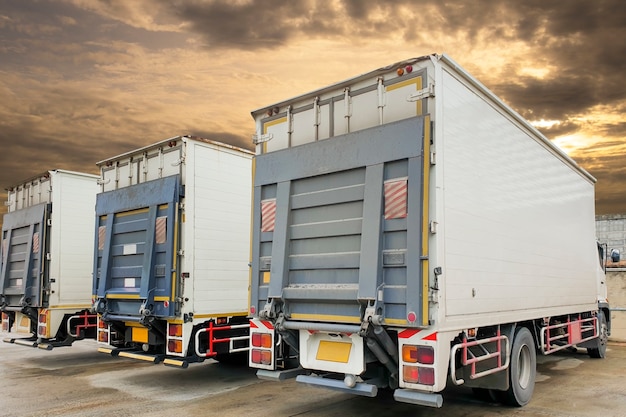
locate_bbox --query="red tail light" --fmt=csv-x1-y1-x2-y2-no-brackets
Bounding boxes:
168,324,183,337
168,340,183,353
402,345,434,364
251,332,272,348
251,349,271,365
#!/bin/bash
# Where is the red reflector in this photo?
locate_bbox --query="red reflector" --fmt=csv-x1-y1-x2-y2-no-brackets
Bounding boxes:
38,314,46,323
98,332,108,343
38,325,46,336
407,311,416,323
417,346,435,365
418,367,435,385
252,333,262,347
98,320,107,329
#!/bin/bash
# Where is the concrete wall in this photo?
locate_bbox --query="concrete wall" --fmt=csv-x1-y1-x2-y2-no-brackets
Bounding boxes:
597,214,626,267
607,269,626,342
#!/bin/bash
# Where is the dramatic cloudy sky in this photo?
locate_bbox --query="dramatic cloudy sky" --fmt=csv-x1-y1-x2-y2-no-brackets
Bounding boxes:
1,0,625,223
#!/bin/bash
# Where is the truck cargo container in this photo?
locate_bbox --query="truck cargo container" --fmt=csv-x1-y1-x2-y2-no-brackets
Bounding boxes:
93,136,253,368
1,170,99,349
247,53,614,407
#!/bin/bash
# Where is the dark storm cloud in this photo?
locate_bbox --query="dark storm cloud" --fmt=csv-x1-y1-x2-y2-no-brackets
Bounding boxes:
169,0,626,135
1,0,625,216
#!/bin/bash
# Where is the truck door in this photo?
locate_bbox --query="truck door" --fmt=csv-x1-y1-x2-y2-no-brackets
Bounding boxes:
93,175,182,321
0,203,50,311
251,116,431,327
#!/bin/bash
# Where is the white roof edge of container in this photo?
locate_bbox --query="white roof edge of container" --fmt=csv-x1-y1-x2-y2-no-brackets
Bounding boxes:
95,134,254,167
250,53,436,117
5,169,99,190
436,53,596,185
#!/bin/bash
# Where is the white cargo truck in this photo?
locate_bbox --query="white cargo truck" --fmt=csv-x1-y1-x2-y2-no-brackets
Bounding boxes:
1,170,99,349
93,136,253,368
247,54,614,407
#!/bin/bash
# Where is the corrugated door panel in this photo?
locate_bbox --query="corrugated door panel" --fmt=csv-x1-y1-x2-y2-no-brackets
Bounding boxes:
0,203,49,308
285,168,365,320
94,175,180,318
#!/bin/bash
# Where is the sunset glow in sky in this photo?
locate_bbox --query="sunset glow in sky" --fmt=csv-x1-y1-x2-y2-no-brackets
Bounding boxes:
1,0,625,219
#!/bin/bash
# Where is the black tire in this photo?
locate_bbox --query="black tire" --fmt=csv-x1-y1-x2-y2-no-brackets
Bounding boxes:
502,327,536,407
588,312,608,359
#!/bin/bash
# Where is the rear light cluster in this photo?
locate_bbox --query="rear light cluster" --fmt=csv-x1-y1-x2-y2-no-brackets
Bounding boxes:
167,323,184,354
97,317,109,343
402,345,435,386
37,312,48,338
1,313,8,331
250,331,272,365
396,65,413,76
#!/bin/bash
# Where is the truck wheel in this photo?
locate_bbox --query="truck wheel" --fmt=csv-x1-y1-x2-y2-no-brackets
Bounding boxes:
502,327,536,407
588,313,608,359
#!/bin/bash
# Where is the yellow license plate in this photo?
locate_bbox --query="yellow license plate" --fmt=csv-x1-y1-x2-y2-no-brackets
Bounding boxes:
131,327,149,343
316,340,352,363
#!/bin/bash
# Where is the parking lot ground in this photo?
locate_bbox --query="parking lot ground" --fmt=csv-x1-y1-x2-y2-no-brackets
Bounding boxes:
0,334,625,417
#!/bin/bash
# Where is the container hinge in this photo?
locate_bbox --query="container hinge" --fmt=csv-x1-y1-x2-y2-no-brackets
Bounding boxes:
97,178,111,185
47,219,53,227
407,83,435,102
252,133,273,144
177,249,184,256
46,253,52,261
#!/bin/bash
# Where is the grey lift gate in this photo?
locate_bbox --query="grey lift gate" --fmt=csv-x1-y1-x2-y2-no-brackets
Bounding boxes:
251,116,428,327
93,175,181,322
0,203,50,313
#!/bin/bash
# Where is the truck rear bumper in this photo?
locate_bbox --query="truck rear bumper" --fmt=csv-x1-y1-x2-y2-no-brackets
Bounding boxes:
394,388,443,408
296,374,378,397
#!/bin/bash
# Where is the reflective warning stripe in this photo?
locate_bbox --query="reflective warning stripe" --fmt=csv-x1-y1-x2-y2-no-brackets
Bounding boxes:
98,226,106,250
261,199,277,232
384,178,408,219
398,328,437,341
155,216,167,244
32,232,40,253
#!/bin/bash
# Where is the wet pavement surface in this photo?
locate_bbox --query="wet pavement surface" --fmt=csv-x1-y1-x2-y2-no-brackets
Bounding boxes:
0,333,625,417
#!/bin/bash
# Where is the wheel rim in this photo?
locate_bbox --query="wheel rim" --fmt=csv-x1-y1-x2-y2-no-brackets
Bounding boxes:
518,344,531,389
600,322,608,346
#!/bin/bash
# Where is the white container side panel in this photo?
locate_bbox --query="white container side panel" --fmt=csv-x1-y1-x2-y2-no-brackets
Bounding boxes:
47,171,99,306
438,67,598,325
185,142,252,315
